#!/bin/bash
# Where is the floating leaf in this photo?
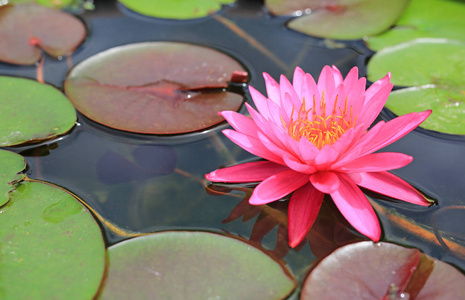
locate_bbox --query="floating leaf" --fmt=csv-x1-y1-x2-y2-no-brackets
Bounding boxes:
64,42,247,135
118,0,235,20
0,3,87,65
265,0,409,40
301,241,465,299
387,86,465,135
98,231,296,299
0,150,26,207
0,180,106,299
0,76,77,146
367,38,465,134
366,0,465,51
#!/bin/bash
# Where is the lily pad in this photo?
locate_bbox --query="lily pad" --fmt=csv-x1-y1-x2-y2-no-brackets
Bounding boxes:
0,150,26,207
64,42,247,135
367,38,465,134
387,86,465,135
0,3,87,65
366,0,465,51
118,0,235,20
0,180,106,299
265,0,409,40
0,76,77,146
98,231,296,299
301,241,465,299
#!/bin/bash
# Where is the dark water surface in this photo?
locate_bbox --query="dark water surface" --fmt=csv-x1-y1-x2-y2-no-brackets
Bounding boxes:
2,0,465,286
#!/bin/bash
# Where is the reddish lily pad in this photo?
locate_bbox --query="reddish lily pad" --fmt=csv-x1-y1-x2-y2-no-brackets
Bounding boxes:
0,180,106,299
0,76,77,146
0,150,26,207
301,241,465,299
0,3,87,65
118,0,235,20
98,231,296,299
366,0,465,51
64,42,247,135
265,0,409,40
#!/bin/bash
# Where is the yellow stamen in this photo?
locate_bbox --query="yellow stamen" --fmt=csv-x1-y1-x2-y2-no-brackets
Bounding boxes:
285,92,357,149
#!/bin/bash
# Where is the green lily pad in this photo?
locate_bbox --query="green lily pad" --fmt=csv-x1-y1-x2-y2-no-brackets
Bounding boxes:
0,76,77,146
366,0,465,51
0,3,87,65
265,0,409,40
118,0,235,20
367,38,465,134
368,39,465,87
7,0,74,7
387,86,465,135
0,150,26,207
0,180,106,299
64,42,247,135
301,241,465,299
98,231,296,299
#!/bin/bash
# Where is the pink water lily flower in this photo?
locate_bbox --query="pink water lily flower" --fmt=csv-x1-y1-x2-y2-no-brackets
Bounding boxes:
205,66,432,247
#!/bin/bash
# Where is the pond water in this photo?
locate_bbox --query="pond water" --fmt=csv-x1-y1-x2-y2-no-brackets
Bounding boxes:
1,0,465,294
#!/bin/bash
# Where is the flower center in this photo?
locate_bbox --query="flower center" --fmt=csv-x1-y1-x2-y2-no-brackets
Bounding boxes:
283,92,356,149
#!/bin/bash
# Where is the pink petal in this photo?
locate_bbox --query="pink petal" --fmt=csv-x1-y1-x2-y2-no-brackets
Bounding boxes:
280,74,300,110
356,82,393,128
335,152,413,172
330,173,381,241
263,72,281,104
317,65,336,97
365,72,391,104
346,77,367,117
223,129,283,164
310,171,340,194
356,110,431,156
293,66,306,99
340,110,431,164
331,65,344,87
245,103,288,151
314,145,339,169
257,131,293,159
342,67,359,89
347,171,431,206
288,183,324,248
283,154,316,174
298,138,319,164
302,73,320,106
249,170,310,205
248,86,271,120
247,97,282,130
220,111,260,137
205,160,290,183
336,121,386,165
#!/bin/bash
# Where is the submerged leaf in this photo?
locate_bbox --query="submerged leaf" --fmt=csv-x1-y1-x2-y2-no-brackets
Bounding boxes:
98,231,296,299
0,150,26,207
64,42,247,135
265,0,409,40
0,76,77,146
0,180,106,299
301,241,465,299
0,3,87,65
118,0,235,20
